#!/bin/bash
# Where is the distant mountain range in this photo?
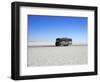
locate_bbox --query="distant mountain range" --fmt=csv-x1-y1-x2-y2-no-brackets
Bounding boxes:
28,41,87,46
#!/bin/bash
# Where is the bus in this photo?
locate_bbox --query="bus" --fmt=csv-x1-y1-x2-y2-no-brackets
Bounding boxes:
55,38,72,46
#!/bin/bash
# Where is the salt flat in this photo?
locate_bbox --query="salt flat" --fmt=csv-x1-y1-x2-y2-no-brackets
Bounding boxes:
27,45,88,67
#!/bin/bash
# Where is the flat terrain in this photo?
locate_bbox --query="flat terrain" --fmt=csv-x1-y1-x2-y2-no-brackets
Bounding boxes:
27,45,88,67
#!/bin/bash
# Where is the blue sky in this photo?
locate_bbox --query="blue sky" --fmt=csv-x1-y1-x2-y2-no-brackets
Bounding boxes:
28,15,88,43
